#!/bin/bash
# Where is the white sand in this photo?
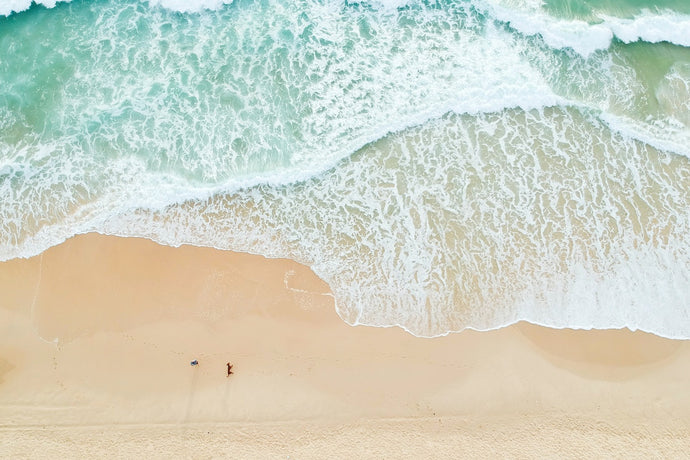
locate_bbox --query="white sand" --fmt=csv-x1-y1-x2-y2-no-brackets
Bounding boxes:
1,233,689,458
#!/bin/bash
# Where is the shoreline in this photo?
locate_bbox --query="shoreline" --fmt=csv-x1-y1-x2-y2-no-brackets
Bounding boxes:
7,230,685,341
1,233,689,456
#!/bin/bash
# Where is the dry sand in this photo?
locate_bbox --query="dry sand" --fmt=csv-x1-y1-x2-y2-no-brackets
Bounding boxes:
1,233,689,458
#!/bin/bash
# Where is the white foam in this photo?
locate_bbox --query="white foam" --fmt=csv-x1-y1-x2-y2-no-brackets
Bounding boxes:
600,112,690,160
0,0,234,16
145,0,234,13
476,0,690,57
0,0,565,262
602,11,690,47
474,0,612,56
477,2,613,57
5,0,689,57
3,0,690,340
345,0,414,11
656,63,690,128
79,106,690,340
511,241,690,339
0,0,69,16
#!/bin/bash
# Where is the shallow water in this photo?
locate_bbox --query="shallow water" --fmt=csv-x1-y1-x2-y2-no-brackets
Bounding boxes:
1,0,689,336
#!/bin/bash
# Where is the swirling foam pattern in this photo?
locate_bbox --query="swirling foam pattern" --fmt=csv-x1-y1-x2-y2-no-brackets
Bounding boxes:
1,0,689,336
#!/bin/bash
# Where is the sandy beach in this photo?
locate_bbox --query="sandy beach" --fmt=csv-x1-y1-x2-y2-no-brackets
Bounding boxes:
1,233,689,458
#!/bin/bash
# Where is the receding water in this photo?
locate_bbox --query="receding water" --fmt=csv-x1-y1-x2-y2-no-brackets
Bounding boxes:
1,0,689,337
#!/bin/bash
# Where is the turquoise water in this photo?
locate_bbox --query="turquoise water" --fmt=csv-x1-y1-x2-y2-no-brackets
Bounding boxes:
1,0,689,336
543,0,690,21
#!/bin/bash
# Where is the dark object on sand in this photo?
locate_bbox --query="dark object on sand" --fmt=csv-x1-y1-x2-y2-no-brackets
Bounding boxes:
226,362,233,376
190,360,199,366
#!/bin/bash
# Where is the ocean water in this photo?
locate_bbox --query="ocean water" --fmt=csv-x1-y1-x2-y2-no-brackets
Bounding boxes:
1,0,689,337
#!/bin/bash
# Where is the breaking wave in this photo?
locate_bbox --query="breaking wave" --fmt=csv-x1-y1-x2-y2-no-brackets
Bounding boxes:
1,0,689,337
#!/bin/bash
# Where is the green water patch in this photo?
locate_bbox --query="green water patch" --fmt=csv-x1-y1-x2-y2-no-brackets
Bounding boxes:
610,41,690,122
0,3,77,139
542,0,690,21
120,106,690,336
518,35,690,144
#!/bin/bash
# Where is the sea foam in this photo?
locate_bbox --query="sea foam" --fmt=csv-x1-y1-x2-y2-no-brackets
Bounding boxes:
0,0,564,260
3,0,689,57
1,0,689,339
476,0,690,56
0,0,233,16
95,107,690,338
145,0,234,13
475,0,612,56
0,0,59,16
602,11,690,47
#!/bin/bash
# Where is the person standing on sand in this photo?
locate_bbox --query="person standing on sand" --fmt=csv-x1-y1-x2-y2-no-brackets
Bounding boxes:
226,362,233,377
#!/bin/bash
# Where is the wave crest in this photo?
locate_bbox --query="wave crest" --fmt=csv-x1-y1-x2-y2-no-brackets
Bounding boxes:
99,107,690,338
476,0,690,56
603,11,690,47
0,0,66,17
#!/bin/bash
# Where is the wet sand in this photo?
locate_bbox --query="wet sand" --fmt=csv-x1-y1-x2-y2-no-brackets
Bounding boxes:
1,233,689,457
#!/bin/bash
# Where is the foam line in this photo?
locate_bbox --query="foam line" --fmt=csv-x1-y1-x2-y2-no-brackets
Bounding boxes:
475,0,690,56
603,11,690,47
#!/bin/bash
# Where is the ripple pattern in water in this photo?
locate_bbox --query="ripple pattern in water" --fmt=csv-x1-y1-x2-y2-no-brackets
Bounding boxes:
1,0,689,337
104,107,690,337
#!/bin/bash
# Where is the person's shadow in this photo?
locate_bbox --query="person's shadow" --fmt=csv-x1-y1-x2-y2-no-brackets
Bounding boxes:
183,361,200,423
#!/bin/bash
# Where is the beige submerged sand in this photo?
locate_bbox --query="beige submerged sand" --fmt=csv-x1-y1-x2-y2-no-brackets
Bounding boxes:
1,233,689,457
